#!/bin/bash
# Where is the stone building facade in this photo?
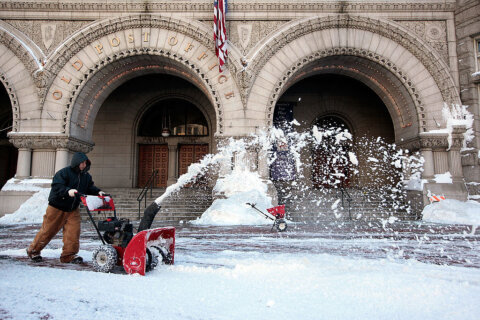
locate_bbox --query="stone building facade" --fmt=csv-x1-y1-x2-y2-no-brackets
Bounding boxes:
0,0,479,217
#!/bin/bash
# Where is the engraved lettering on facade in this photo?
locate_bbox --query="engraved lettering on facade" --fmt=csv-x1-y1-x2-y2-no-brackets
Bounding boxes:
110,36,120,47
52,90,62,100
197,52,208,60
184,42,194,52
72,60,83,71
218,75,227,84
94,44,103,54
168,36,178,46
61,76,71,84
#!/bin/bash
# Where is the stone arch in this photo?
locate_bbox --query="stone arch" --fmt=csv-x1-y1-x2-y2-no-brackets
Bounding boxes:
0,21,45,75
0,43,41,134
269,50,419,142
42,14,242,142
246,15,460,139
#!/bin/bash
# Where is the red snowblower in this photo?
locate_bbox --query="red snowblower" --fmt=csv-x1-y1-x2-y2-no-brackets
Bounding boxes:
246,203,288,232
80,194,175,276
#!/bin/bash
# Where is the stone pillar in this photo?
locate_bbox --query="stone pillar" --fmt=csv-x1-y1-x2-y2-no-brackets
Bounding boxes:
16,148,32,178
433,150,449,174
55,148,70,172
8,133,94,179
448,125,466,182
257,148,269,180
420,148,434,179
31,149,56,178
167,144,178,186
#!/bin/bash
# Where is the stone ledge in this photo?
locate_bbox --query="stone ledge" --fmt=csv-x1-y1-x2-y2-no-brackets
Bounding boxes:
0,190,36,217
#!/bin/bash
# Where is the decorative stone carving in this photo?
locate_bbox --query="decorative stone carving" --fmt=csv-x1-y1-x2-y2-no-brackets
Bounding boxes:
418,132,449,150
63,48,223,134
228,21,288,55
396,20,448,64
265,47,421,130
0,1,456,13
8,134,94,153
248,15,460,109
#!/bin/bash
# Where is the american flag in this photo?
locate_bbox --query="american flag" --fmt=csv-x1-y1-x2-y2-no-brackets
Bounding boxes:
214,0,228,72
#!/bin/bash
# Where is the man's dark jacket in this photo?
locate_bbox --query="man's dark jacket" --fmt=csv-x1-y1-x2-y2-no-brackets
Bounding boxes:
48,152,101,211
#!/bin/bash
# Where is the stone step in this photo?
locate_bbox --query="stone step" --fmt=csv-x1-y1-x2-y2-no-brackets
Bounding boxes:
82,187,214,223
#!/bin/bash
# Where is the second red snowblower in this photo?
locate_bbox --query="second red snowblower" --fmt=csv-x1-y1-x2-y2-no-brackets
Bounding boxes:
246,203,288,232
80,195,175,276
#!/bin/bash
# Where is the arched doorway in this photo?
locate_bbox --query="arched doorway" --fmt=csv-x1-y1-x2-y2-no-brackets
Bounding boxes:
273,73,395,189
137,98,210,187
0,84,17,188
88,71,215,188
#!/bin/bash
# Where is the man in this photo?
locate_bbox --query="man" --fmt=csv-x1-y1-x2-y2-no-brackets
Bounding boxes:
27,152,104,263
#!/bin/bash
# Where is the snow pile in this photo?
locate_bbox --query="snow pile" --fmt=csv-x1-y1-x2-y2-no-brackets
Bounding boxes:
192,169,273,226
422,199,480,226
433,172,452,184
1,178,51,192
0,188,50,224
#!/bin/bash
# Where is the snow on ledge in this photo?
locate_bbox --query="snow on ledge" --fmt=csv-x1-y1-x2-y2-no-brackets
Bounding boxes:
1,178,52,192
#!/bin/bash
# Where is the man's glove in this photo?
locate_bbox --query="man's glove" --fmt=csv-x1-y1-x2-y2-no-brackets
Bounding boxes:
68,189,78,197
98,191,106,196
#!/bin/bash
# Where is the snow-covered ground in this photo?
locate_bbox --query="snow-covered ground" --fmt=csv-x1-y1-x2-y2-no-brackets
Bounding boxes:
0,222,479,320
1,124,479,319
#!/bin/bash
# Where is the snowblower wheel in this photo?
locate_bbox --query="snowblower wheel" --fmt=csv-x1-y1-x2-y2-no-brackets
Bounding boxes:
92,244,118,273
145,248,158,272
275,219,287,232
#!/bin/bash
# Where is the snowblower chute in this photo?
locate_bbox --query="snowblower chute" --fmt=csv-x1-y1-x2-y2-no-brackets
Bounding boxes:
80,195,175,276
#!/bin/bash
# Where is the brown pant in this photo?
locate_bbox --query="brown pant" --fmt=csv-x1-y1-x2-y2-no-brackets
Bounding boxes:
27,205,81,263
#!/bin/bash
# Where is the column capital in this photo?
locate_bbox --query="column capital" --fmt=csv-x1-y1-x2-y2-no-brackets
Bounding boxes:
8,133,94,153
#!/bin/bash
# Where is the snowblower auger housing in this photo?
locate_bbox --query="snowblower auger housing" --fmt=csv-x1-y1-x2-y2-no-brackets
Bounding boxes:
246,203,288,232
80,195,175,276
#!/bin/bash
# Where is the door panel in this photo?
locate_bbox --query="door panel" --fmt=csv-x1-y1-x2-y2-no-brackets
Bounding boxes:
178,144,209,187
138,144,168,187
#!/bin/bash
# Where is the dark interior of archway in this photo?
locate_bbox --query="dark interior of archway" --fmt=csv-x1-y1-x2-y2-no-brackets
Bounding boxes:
104,73,209,137
138,98,208,137
277,74,395,142
0,84,17,188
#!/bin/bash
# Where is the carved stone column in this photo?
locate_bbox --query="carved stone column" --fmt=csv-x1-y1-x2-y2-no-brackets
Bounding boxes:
418,132,449,179
257,147,269,180
55,148,70,172
167,144,178,186
448,125,466,181
31,149,56,178
421,148,434,179
9,133,94,179
16,148,32,178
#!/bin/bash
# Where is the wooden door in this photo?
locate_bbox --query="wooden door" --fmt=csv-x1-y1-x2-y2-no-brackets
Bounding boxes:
312,144,350,189
178,144,209,186
138,144,168,187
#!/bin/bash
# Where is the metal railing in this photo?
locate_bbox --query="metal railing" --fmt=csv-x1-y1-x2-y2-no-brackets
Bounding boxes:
338,181,353,220
137,169,158,219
